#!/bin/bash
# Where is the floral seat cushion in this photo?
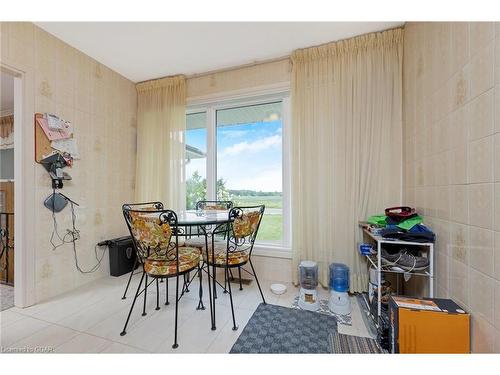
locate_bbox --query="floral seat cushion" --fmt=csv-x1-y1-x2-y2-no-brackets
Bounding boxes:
202,245,249,266
144,246,201,276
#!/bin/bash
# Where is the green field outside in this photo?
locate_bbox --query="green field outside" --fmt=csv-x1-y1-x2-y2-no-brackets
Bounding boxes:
229,195,282,209
229,195,282,242
257,214,283,241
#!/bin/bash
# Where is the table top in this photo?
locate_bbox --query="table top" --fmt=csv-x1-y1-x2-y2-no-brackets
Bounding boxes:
177,210,231,226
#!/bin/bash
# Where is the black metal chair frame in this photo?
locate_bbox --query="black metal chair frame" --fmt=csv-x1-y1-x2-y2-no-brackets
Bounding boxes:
121,202,192,300
206,205,267,331
120,204,205,349
121,202,163,300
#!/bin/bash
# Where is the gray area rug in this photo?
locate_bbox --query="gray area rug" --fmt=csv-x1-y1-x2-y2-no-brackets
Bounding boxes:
291,296,352,326
230,303,337,353
329,331,387,354
0,283,14,311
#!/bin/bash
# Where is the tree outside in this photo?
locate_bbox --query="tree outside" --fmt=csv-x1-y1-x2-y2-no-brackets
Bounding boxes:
186,171,231,209
185,172,283,242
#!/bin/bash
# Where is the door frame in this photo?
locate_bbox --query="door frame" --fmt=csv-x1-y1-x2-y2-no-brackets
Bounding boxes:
1,63,36,307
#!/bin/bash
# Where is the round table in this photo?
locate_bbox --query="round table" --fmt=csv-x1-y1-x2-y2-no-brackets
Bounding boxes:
177,209,231,227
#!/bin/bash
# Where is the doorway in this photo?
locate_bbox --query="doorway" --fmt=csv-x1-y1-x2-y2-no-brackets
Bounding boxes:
0,71,15,310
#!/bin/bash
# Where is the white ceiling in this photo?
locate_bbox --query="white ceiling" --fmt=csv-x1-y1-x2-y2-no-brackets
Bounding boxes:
0,72,14,114
36,22,403,83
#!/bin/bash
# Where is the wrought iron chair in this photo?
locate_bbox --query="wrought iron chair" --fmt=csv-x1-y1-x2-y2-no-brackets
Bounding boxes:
184,200,237,296
204,205,266,331
121,202,163,300
120,204,203,349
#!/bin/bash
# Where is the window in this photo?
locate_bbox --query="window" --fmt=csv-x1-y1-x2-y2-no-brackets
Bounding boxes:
185,94,290,252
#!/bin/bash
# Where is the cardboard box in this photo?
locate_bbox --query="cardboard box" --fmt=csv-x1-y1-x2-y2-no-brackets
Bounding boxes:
389,296,470,353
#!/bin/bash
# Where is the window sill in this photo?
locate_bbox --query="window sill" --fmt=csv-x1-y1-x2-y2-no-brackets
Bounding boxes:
253,244,292,259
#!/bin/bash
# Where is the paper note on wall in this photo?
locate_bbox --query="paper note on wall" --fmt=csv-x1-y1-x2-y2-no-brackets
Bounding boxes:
36,117,71,141
51,138,80,159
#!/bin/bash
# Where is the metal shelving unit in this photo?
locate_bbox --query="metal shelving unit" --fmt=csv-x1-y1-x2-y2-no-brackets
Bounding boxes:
361,228,434,326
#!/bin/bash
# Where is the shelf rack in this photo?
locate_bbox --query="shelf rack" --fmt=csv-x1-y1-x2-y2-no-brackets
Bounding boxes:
361,228,434,326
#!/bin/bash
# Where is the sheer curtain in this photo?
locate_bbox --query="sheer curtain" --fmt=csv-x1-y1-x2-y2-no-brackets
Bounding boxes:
291,28,403,291
135,76,186,211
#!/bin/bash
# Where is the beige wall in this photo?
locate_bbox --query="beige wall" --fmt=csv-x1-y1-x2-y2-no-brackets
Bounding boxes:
403,22,500,352
0,22,137,302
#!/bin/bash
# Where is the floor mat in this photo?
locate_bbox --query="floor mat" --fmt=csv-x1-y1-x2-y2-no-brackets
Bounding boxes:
291,296,352,326
230,303,337,353
329,331,387,354
0,283,14,311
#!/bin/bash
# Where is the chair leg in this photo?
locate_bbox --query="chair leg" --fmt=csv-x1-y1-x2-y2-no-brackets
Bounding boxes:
197,264,205,310
204,234,215,331
226,266,238,331
213,267,218,299
238,266,243,291
223,268,228,294
184,272,190,293
165,277,169,305
155,278,160,310
249,259,266,304
172,274,180,349
142,274,148,316
121,257,138,300
120,271,145,336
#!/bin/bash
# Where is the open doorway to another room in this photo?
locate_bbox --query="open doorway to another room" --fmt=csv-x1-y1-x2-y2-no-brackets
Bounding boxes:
0,71,15,310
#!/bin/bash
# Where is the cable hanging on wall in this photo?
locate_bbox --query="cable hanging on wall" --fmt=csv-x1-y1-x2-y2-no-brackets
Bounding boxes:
48,189,108,274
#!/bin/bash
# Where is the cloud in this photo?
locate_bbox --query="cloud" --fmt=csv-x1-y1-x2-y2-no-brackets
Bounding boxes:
219,134,282,157
230,166,282,191
218,129,249,139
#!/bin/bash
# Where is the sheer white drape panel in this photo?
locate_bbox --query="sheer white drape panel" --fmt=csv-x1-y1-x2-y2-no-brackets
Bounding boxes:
135,76,186,211
291,29,403,291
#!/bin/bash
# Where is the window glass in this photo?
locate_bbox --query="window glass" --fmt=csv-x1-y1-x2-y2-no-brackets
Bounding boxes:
185,112,207,210
216,102,283,244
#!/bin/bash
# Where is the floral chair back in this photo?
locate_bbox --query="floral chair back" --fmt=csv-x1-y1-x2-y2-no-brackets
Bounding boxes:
225,205,265,255
122,203,179,263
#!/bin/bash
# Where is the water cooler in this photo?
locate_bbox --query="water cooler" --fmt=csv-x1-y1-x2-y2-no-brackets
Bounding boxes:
328,263,351,315
298,260,319,311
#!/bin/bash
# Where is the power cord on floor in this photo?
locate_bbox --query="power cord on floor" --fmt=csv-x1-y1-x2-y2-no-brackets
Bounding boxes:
49,189,107,274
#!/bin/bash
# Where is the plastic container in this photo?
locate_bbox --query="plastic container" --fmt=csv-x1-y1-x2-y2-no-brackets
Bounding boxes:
329,290,351,315
270,283,287,295
299,261,319,290
329,263,349,292
359,243,374,255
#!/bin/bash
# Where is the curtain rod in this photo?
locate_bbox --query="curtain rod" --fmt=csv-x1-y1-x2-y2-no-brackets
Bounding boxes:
135,55,290,85
186,55,291,79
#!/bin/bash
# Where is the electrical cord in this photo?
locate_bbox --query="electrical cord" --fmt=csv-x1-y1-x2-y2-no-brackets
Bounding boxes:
49,189,107,274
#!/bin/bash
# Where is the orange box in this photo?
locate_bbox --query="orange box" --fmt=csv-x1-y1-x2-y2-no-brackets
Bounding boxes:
389,296,470,353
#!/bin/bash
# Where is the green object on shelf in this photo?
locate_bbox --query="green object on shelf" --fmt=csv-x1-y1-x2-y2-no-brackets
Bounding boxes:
367,215,387,227
396,215,423,231
366,214,423,231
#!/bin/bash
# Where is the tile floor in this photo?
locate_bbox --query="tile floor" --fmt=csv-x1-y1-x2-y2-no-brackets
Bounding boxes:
0,272,372,353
